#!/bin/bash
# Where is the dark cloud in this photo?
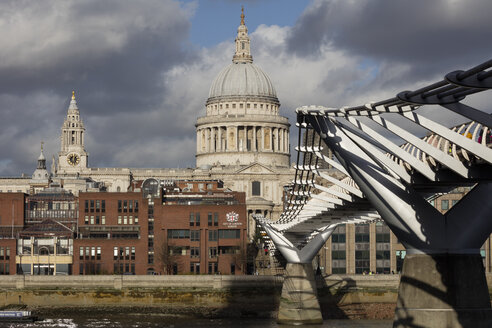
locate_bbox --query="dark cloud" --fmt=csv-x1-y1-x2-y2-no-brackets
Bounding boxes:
287,0,492,78
1,0,490,177
0,0,197,175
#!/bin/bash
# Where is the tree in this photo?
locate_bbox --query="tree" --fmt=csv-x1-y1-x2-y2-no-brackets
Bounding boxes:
155,242,178,275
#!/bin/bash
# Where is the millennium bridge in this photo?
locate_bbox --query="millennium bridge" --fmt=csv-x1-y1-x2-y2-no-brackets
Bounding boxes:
255,59,492,327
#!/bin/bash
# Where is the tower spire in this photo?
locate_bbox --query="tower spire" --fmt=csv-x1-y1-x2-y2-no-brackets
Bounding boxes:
233,6,253,64
37,141,46,169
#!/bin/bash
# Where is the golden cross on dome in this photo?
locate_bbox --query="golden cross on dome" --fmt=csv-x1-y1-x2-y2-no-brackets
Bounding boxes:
240,6,245,25
41,141,44,151
72,90,75,100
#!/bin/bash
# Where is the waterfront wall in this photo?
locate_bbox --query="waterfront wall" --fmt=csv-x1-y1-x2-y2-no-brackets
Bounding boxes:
0,274,491,313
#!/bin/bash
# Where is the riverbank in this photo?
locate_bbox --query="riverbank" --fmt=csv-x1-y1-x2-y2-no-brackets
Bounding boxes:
1,274,491,320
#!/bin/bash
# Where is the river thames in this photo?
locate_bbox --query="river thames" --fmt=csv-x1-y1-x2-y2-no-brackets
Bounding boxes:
6,317,392,328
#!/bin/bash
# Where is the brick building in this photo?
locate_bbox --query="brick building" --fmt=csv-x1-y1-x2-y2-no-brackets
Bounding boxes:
0,179,247,275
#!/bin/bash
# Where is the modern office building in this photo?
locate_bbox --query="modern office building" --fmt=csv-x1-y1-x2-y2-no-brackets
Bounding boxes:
318,187,491,275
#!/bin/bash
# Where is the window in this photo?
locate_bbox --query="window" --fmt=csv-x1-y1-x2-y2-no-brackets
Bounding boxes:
101,200,105,212
191,247,200,258
96,200,100,212
190,213,194,226
123,201,128,213
90,200,95,213
219,246,240,254
376,250,390,260
452,199,458,207
85,216,89,225
129,200,133,212
214,213,219,227
376,222,391,273
102,216,106,225
331,225,346,274
118,200,122,212
209,230,218,242
208,213,213,226
131,247,135,260
355,224,370,242
191,230,200,242
252,181,261,196
218,229,240,239
168,229,191,239
113,247,118,260
332,250,346,260
355,233,369,243
355,250,370,274
208,247,218,258
135,201,139,212
97,247,101,260
118,216,122,224
441,199,449,211
85,200,89,213
196,213,200,226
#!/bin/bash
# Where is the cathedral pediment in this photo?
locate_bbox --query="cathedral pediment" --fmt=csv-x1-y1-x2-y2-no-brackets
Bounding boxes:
234,162,276,175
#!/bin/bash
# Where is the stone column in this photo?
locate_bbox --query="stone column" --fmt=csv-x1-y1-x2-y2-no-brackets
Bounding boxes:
196,129,200,153
285,130,290,153
279,129,283,152
275,128,280,152
205,128,210,152
235,126,239,151
253,126,257,151
261,127,265,151
210,128,215,152
218,127,222,152
278,263,323,325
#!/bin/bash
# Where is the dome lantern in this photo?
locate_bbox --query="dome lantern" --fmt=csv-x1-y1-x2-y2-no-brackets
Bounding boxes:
233,6,253,64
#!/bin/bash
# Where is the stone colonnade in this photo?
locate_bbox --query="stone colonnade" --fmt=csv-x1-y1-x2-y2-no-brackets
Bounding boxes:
197,125,289,154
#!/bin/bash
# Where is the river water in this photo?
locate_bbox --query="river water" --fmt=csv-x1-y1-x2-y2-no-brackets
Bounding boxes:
5,315,392,328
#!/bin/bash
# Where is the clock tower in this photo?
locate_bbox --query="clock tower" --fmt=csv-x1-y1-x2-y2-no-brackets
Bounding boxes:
58,91,89,175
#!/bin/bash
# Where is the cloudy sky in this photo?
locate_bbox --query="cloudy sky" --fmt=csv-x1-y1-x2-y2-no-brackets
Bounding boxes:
1,0,491,176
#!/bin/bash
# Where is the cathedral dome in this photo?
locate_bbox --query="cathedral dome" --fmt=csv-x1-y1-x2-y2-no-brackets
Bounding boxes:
208,63,277,100
206,8,278,105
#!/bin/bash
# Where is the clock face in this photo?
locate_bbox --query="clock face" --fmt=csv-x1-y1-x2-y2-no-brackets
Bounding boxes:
67,153,80,166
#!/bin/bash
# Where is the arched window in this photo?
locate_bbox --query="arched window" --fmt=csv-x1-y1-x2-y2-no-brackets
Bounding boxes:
252,181,261,196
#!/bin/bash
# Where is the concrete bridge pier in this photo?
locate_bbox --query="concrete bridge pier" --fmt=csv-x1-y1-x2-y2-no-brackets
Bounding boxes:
395,252,492,328
278,262,322,325
260,223,338,325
